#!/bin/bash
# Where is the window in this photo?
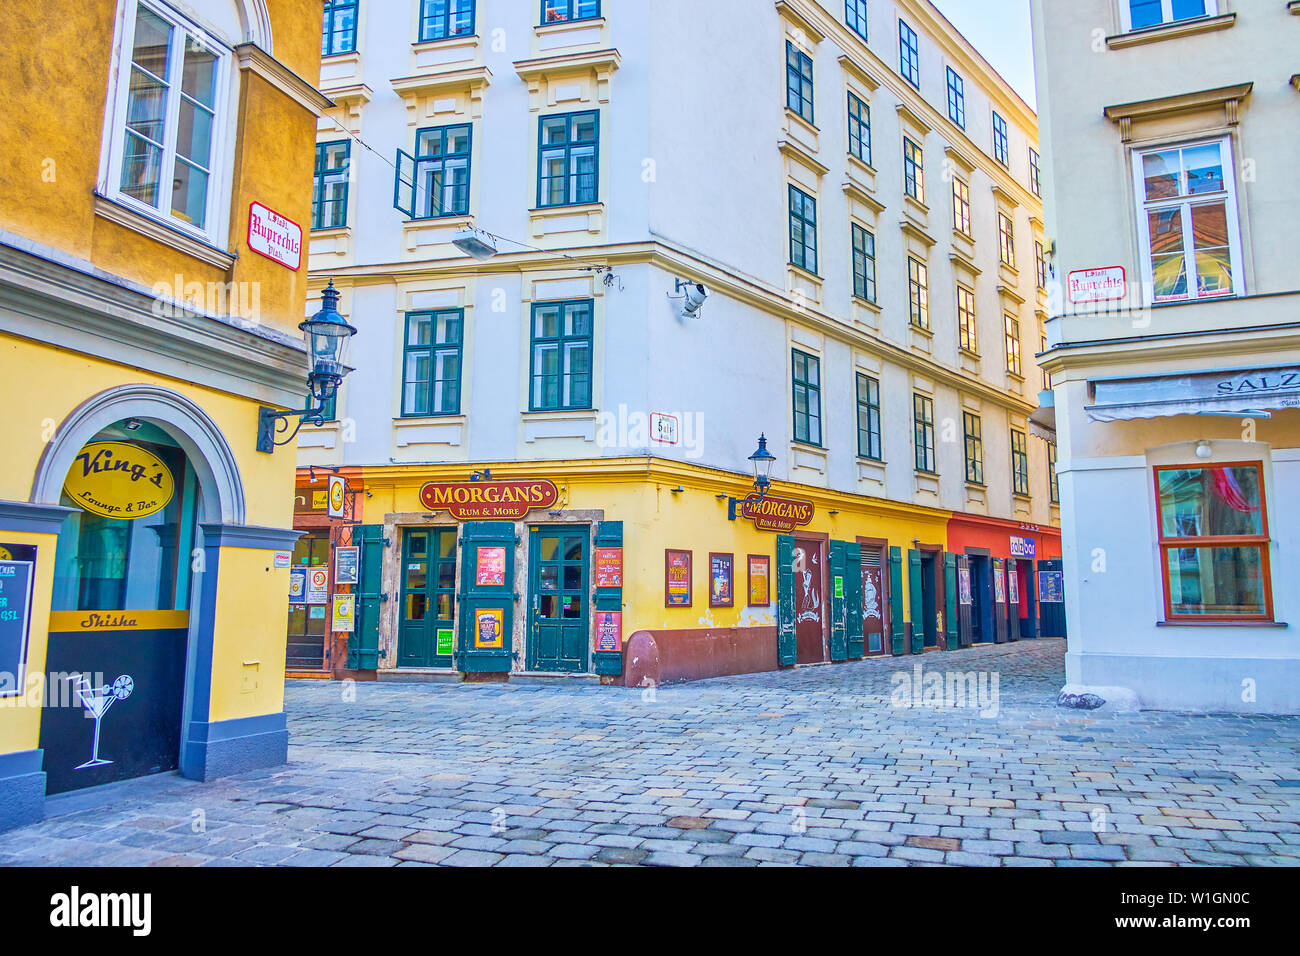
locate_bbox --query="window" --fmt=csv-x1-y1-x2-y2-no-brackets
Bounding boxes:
542,0,600,23
856,373,882,461
1011,429,1030,497
322,0,358,56
957,284,977,354
899,20,920,88
395,124,472,219
530,300,593,411
1035,240,1047,291
1004,314,1022,376
1029,147,1042,197
110,1,228,239
538,111,599,207
846,0,868,40
789,185,818,274
1155,463,1272,621
792,350,822,446
903,136,925,203
963,412,983,485
402,310,464,417
312,140,350,230
1041,333,1053,390
420,0,475,41
1128,0,1213,31
946,67,966,128
913,394,935,474
1047,441,1059,505
851,224,877,303
848,92,872,166
993,111,1009,166
952,177,971,236
786,41,815,124
998,212,1016,268
1135,138,1240,303
908,258,929,331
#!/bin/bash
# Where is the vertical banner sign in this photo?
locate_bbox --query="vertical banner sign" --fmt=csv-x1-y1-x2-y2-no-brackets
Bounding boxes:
0,558,34,698
307,567,329,604
594,548,623,588
474,608,505,650
327,475,346,518
288,567,307,605
476,547,507,587
665,550,692,607
709,553,734,608
747,555,770,606
332,594,356,633
334,546,360,586
595,611,622,652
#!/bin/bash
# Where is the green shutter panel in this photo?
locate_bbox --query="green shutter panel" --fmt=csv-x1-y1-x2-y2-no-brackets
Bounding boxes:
944,553,959,649
593,521,623,677
889,546,905,655
458,522,517,674
776,535,796,667
829,541,848,662
349,524,385,670
908,549,924,655
845,543,864,659
393,148,416,218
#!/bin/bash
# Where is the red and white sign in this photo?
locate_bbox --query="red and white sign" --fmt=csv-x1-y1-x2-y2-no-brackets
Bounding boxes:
650,413,679,445
247,202,303,271
1067,267,1126,304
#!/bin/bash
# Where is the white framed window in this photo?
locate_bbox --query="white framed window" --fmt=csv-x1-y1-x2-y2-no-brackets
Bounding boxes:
1122,0,1218,33
1132,136,1243,304
102,0,232,245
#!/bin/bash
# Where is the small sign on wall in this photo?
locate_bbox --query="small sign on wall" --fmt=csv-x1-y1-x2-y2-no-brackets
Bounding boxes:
327,475,346,518
247,201,303,271
332,594,355,633
476,547,507,587
747,555,771,607
595,611,621,652
307,567,329,605
665,550,692,607
1067,266,1126,304
474,608,505,649
1010,536,1036,559
594,548,623,588
0,554,34,699
289,567,306,604
334,546,360,586
709,553,734,608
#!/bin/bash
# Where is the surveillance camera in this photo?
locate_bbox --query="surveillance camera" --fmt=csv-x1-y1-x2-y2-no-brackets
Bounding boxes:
672,278,708,318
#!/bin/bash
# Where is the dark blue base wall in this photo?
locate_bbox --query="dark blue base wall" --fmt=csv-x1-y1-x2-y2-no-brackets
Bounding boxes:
180,713,288,782
0,750,46,834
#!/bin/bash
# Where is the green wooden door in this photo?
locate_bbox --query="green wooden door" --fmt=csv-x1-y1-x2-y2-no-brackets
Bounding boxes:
348,525,385,670
908,549,925,654
828,541,848,662
845,543,864,659
458,522,516,674
528,527,590,673
397,528,456,668
944,553,959,650
889,546,905,655
776,535,796,666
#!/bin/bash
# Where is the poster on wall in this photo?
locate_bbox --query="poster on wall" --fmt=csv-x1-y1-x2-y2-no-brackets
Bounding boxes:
1039,571,1065,604
332,594,355,633
861,563,883,630
474,608,505,649
958,567,972,606
288,567,307,605
1008,570,1020,606
307,567,329,605
747,555,770,606
476,547,507,587
595,611,622,652
334,546,360,586
327,475,347,518
665,550,692,607
709,553,734,608
994,565,1006,604
437,628,455,657
0,556,34,699
594,548,623,588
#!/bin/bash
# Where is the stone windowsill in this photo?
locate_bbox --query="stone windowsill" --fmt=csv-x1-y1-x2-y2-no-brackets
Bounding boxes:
959,350,981,375
93,193,236,270
1106,13,1237,49
528,202,604,238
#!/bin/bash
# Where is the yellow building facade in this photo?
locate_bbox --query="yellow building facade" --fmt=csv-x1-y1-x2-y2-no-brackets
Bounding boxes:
0,0,329,831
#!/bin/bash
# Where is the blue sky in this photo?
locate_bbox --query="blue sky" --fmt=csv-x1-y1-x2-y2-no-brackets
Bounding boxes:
931,0,1037,110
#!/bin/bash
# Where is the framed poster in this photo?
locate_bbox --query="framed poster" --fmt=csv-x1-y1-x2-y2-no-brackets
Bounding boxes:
288,567,307,605
665,549,692,607
594,547,623,588
709,553,734,608
747,554,771,606
332,594,355,633
958,567,973,606
1039,571,1065,604
1008,569,1019,606
0,556,35,699
474,608,505,649
994,563,1006,604
307,567,329,605
595,611,622,652
334,546,360,586
476,547,507,587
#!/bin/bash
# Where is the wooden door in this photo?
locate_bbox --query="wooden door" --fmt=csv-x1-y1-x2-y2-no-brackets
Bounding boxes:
528,527,590,673
792,538,825,664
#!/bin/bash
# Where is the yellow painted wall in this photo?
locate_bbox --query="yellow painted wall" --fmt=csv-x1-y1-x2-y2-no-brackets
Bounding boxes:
206,547,290,722
0,532,57,754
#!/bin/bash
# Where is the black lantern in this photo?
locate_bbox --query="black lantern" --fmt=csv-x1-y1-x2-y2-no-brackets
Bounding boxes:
749,434,776,497
257,279,358,453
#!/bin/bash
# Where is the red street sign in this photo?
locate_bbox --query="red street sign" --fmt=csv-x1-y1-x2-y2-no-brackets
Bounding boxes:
247,202,303,271
738,494,815,533
419,479,559,521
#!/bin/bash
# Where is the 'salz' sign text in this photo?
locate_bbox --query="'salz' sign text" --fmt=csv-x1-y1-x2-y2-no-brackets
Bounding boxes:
420,480,560,520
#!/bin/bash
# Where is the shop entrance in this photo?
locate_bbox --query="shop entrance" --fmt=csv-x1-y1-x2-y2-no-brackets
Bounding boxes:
792,538,826,664
527,527,590,673
859,542,888,656
967,551,994,644
397,528,457,669
286,531,329,670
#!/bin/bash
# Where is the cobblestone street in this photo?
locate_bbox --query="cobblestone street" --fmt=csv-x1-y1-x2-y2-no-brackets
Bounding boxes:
4,640,1299,867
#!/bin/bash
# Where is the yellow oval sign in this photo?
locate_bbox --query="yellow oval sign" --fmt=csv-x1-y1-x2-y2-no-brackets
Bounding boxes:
63,442,176,520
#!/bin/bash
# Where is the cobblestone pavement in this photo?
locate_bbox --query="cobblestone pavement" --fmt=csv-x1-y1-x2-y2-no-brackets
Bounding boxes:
3,640,1299,867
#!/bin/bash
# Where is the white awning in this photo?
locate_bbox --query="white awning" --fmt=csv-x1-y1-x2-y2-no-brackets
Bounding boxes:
1029,389,1056,441
1087,366,1300,423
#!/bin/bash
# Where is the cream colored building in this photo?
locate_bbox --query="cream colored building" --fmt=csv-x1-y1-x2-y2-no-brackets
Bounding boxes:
1032,0,1300,712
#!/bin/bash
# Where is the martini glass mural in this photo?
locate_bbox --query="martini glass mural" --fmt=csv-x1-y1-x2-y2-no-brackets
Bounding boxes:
65,673,134,769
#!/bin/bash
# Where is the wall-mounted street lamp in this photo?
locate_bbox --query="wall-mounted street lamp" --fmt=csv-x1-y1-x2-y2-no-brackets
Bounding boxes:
727,434,777,520
257,280,357,453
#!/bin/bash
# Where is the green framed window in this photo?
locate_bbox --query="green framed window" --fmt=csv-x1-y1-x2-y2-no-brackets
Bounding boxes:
543,0,600,23
947,67,966,128
312,140,350,230
963,412,983,485
846,0,868,40
421,0,475,41
322,0,358,56
538,111,598,208
998,211,1016,268
957,283,977,354
789,185,818,274
1041,333,1053,390
1011,428,1030,497
530,300,593,411
1047,441,1059,505
1005,313,1022,376
913,394,935,474
908,257,929,330
1030,147,1042,197
792,350,822,447
904,136,924,203
394,124,472,219
899,20,920,88
848,91,871,166
786,41,815,123
1035,240,1048,290
993,111,1010,166
402,310,464,417
852,224,877,303
953,176,971,236
856,373,881,461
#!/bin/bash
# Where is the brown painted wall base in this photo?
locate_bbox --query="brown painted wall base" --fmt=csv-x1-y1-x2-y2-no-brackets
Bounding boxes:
622,627,779,687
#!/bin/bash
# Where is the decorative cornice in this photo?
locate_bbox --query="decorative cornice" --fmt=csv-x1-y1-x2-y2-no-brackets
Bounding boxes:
512,49,620,84
949,251,982,278
837,53,879,91
234,43,333,115
775,0,826,44
779,140,830,178
896,102,932,137
998,284,1027,307
900,220,938,248
0,500,76,534
391,65,494,100
1105,13,1237,49
200,523,304,550
944,144,977,175
842,180,886,215
1104,82,1253,142
991,184,1020,211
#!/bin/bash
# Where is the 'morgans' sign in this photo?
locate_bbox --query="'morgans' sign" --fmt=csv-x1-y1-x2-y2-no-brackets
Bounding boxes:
420,479,559,521
247,202,303,271
737,494,815,534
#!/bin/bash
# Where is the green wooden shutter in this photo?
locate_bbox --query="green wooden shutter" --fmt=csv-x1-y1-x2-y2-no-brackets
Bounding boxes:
349,524,385,670
944,552,959,650
845,543,864,659
393,148,416,217
828,541,848,662
593,521,623,677
458,522,517,674
908,549,924,655
889,546,905,656
776,535,796,667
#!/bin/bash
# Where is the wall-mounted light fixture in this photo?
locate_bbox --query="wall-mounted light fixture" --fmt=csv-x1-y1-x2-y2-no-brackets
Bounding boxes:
727,435,778,521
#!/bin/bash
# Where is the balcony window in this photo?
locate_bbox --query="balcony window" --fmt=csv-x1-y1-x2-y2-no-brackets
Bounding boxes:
542,0,600,23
